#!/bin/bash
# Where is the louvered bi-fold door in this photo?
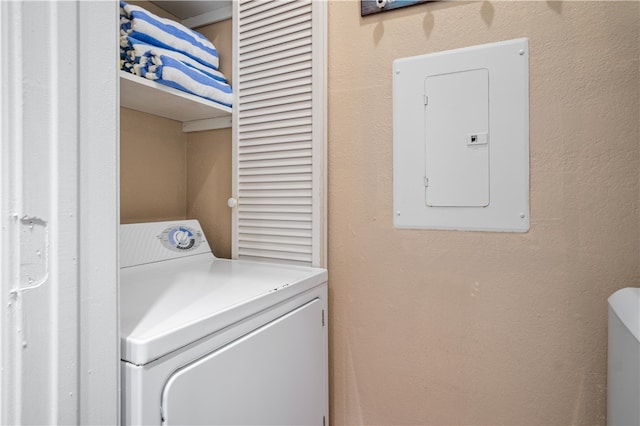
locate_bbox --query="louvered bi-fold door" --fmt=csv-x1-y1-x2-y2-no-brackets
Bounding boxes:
232,0,326,266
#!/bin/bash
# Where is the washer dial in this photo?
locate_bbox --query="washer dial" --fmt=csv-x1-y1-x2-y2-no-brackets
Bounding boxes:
159,225,202,252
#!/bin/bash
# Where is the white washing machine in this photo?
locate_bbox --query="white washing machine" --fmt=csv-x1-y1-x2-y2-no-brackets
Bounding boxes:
119,220,328,425
607,287,640,426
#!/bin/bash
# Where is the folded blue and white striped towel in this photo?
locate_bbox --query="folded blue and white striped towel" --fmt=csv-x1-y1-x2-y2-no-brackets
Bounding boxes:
121,36,227,83
136,52,232,108
120,1,219,71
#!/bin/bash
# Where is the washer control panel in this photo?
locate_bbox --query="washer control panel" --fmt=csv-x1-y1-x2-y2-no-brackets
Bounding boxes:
158,225,203,252
121,220,212,268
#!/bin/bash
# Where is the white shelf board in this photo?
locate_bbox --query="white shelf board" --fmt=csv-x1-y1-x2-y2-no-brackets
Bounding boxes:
119,71,231,122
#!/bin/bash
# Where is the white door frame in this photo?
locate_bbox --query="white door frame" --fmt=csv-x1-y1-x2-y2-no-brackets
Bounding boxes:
0,1,119,424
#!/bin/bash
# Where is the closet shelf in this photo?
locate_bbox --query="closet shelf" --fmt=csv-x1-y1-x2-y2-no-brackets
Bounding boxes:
119,71,231,131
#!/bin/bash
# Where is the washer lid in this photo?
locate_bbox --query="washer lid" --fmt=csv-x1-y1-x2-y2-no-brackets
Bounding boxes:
120,254,327,365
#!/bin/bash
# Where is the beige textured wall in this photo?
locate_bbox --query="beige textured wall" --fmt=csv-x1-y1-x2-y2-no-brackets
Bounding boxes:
327,1,639,425
198,18,233,86
187,128,233,259
187,19,234,259
120,108,187,223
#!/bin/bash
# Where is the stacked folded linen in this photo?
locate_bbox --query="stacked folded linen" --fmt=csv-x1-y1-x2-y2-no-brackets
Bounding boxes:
137,52,233,107
121,36,227,83
120,1,232,107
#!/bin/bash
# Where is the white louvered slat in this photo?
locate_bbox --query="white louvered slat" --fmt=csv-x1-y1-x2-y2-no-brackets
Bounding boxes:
240,175,312,185
238,165,311,176
240,233,312,246
240,86,311,106
239,180,312,190
239,145,309,158
240,140,309,154
240,67,311,90
239,27,312,56
239,172,311,183
240,204,312,214
234,0,325,266
241,53,312,81
240,45,312,69
239,165,312,176
239,227,312,238
238,188,312,198
238,249,312,264
240,0,299,18
239,240,312,254
238,169,310,179
240,171,310,182
240,96,311,116
240,4,311,37
240,61,311,85
240,104,312,122
240,76,312,96
239,140,309,154
239,140,311,154
241,19,311,48
239,115,312,133
239,211,311,221
239,108,311,126
239,145,311,161
239,219,312,230
239,125,312,140
240,0,308,23
240,196,313,205
239,38,311,62
239,181,309,191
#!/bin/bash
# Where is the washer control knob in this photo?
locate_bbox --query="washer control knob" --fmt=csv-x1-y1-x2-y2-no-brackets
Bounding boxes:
227,198,238,208
175,230,190,245
159,225,202,252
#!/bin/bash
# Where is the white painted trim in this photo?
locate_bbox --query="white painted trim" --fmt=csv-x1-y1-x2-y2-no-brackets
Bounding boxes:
0,3,4,420
0,2,118,424
231,0,240,260
1,2,81,423
0,2,24,423
78,2,119,424
182,116,232,132
312,0,328,268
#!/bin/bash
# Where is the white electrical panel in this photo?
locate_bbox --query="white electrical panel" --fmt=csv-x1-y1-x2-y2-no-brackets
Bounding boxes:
425,68,489,207
393,38,529,232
